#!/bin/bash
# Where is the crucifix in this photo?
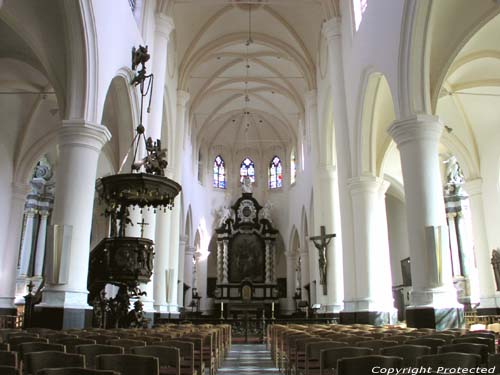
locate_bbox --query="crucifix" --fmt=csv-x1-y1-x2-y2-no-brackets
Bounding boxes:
137,218,149,238
309,225,336,295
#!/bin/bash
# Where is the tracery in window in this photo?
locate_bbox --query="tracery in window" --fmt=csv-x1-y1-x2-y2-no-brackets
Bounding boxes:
268,156,283,189
213,155,226,189
240,157,255,183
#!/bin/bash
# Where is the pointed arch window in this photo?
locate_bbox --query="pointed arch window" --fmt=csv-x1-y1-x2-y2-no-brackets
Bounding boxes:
353,0,368,31
213,155,226,189
290,149,297,185
269,156,283,189
240,157,255,183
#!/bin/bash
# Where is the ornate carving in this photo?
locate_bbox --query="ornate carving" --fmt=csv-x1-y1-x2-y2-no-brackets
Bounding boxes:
492,249,500,291
237,199,257,224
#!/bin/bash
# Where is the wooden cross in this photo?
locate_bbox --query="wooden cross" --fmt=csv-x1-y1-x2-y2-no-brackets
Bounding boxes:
309,226,336,295
137,218,149,238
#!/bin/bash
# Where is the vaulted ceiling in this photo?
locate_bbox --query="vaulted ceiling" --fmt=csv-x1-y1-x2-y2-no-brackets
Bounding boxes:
173,0,324,154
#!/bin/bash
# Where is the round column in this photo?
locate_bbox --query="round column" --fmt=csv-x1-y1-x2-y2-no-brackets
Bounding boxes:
300,250,310,303
40,121,111,313
284,251,297,315
184,245,195,307
18,209,36,276
33,210,50,277
388,114,461,328
153,210,172,314
167,204,181,313
177,235,187,307
346,176,394,323
465,178,499,311
0,183,30,313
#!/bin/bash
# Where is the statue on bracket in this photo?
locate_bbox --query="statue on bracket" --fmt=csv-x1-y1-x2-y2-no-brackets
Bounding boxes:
242,175,253,194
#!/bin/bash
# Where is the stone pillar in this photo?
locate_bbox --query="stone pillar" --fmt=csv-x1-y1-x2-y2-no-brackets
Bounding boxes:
138,209,156,313
265,239,273,283
167,204,181,313
388,115,462,329
465,179,499,312
300,250,310,302
343,176,395,324
322,18,353,314
18,209,36,276
153,210,172,314
0,183,29,314
222,239,229,284
38,121,110,329
284,251,297,314
184,246,195,307
33,210,50,277
177,235,187,308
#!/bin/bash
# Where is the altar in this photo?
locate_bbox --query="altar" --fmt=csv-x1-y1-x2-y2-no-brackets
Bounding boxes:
214,183,279,317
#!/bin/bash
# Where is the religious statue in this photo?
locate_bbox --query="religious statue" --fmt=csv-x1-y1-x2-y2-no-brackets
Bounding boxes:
127,300,148,328
491,249,500,291
218,205,234,228
242,175,253,193
132,137,168,176
444,155,465,195
131,45,150,86
310,226,335,295
258,201,273,223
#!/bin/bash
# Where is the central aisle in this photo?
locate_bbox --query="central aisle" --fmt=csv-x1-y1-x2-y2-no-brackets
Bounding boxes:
218,344,280,375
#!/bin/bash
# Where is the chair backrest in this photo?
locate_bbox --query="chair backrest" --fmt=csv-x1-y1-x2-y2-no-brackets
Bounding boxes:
84,336,120,345
0,343,10,351
416,352,482,369
0,365,19,375
406,338,445,354
25,351,85,375
488,353,500,372
319,347,374,374
37,369,119,375
18,342,65,360
306,341,348,361
7,337,48,351
56,338,97,353
453,336,496,353
380,345,431,367
131,345,180,375
46,334,79,343
337,355,404,375
75,344,124,370
356,340,399,354
96,353,159,375
386,335,413,344
0,351,17,367
425,334,455,344
439,343,489,364
106,339,146,353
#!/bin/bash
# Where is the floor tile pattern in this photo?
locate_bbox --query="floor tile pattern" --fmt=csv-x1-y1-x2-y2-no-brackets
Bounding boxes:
218,344,280,375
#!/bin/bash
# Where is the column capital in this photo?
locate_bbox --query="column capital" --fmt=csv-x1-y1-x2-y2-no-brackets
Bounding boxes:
322,17,342,42
347,175,388,195
177,90,190,107
304,89,317,108
388,114,443,146
319,163,337,180
464,178,483,196
60,120,111,153
155,14,175,40
179,234,189,243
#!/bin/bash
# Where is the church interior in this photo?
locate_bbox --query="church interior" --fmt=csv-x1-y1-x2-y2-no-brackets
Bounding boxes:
2,0,500,373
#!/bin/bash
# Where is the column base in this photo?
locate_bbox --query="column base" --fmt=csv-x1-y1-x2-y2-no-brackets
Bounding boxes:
339,310,397,325
0,297,16,312
324,303,344,314
32,306,93,329
406,306,464,329
40,289,90,309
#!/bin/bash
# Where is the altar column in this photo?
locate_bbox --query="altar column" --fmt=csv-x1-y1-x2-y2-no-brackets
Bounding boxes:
465,178,499,312
388,115,461,328
0,183,30,314
38,121,110,329
284,251,297,314
33,209,50,277
344,175,395,324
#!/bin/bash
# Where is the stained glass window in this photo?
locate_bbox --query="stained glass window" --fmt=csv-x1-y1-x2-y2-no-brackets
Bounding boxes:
240,157,255,183
290,150,296,184
269,156,283,189
213,155,226,189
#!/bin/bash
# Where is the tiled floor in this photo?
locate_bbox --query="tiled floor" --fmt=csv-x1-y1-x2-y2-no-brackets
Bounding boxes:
218,344,281,375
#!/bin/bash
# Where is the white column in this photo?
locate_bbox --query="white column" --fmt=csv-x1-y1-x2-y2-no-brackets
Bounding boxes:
465,179,499,309
153,210,171,313
300,250,310,302
41,121,111,309
284,251,297,314
184,246,195,307
33,210,50,277
177,235,187,307
322,18,356,313
139,208,156,312
388,115,458,309
167,204,181,313
18,209,36,276
347,176,394,316
0,183,30,311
